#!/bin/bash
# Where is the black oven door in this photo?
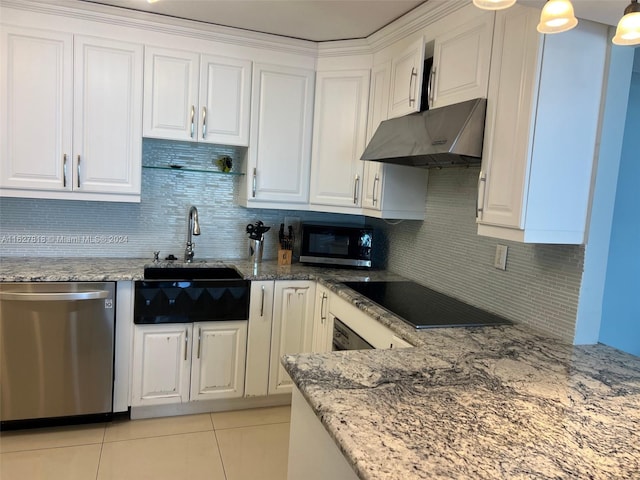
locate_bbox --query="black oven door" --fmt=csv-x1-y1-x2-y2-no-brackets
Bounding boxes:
332,318,374,351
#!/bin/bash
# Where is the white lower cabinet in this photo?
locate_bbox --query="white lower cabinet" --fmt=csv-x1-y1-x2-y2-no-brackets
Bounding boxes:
245,280,316,397
131,321,247,407
311,284,334,353
268,281,316,395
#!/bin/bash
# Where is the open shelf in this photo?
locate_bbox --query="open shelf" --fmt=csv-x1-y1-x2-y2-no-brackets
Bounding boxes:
142,165,245,176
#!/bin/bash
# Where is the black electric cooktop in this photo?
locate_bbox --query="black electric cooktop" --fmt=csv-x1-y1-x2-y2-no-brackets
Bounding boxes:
341,281,512,329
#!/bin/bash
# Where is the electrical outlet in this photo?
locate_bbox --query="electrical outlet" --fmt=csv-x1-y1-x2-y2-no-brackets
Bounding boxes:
494,244,508,270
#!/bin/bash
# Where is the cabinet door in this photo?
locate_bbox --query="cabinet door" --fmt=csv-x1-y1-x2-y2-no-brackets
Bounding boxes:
309,70,370,208
477,6,539,230
0,27,72,192
311,285,333,353
199,55,251,146
143,47,200,141
247,64,314,204
190,321,248,401
73,36,143,195
363,63,390,211
269,281,316,395
388,37,424,119
478,6,607,244
431,12,494,109
131,324,191,407
245,281,275,397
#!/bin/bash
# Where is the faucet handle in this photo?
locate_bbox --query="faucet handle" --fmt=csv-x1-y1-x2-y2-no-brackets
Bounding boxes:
153,251,160,262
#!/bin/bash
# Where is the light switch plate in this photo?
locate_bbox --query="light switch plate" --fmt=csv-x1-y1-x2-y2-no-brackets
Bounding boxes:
494,244,508,270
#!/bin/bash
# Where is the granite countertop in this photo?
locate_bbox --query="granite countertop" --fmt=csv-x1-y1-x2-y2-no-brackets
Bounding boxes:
283,326,640,480
0,257,400,283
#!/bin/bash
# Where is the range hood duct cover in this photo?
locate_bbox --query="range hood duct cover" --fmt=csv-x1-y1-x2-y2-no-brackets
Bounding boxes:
360,97,487,168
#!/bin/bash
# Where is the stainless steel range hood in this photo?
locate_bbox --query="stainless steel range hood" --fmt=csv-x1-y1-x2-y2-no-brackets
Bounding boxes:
360,98,487,168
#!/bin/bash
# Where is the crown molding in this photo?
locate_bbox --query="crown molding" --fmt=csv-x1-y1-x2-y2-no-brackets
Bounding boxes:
2,0,473,59
0,0,319,57
367,0,470,52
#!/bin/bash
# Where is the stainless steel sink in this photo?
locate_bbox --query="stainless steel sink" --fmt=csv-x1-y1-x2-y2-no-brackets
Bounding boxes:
143,267,243,280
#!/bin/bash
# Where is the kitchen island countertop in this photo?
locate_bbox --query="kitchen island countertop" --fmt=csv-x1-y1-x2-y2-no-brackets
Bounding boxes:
283,326,640,480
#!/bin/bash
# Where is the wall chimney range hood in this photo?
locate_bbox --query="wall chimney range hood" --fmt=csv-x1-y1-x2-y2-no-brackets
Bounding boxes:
360,98,487,168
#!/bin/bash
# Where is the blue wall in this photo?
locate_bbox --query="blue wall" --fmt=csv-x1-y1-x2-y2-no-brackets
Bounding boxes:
599,48,640,355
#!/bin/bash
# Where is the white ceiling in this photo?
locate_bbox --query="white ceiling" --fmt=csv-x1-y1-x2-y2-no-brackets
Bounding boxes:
79,0,631,42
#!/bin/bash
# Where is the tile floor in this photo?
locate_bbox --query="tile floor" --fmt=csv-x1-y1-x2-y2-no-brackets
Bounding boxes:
0,406,291,480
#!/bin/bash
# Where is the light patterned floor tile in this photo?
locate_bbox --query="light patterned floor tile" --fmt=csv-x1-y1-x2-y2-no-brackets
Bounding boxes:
216,422,290,480
211,405,291,430
0,423,105,453
0,444,101,480
97,430,225,480
104,413,213,443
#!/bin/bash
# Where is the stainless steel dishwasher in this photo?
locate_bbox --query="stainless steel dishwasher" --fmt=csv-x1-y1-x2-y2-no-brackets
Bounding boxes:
0,282,115,425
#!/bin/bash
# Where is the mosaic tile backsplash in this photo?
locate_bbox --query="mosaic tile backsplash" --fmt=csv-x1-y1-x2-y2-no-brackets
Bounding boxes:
0,139,349,261
370,167,585,342
0,140,584,341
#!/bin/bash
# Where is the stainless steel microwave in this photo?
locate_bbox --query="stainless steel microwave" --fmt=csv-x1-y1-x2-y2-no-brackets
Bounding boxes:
300,224,373,268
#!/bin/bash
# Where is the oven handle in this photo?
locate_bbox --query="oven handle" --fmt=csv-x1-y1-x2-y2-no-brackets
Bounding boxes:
0,290,110,301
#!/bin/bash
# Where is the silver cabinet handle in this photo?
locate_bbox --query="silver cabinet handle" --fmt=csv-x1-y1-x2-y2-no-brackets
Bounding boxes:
320,293,327,324
0,290,109,301
197,327,202,359
260,285,265,317
252,168,257,198
353,175,360,205
77,155,81,189
190,105,195,138
477,170,486,221
184,329,189,361
63,154,67,188
428,66,436,108
408,67,417,106
202,106,207,139
372,174,379,206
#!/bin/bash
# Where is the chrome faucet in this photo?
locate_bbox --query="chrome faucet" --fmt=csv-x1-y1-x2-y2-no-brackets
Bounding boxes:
184,205,201,263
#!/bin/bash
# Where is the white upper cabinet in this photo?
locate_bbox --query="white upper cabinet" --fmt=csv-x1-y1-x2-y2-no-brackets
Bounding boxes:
362,61,428,220
388,37,425,119
429,11,494,109
73,36,143,196
241,63,315,207
309,69,370,210
1,27,142,202
477,6,608,244
143,47,251,146
1,27,72,193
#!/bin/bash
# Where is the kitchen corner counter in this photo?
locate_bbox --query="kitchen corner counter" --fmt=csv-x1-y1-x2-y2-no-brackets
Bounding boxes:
283,325,640,480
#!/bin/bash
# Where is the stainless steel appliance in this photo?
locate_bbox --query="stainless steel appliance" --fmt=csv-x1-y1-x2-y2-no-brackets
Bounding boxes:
332,318,373,351
300,223,373,268
360,97,487,168
341,281,512,329
0,282,115,425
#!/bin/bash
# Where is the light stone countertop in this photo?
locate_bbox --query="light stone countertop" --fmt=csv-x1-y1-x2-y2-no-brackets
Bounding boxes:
283,326,640,480
3,256,638,478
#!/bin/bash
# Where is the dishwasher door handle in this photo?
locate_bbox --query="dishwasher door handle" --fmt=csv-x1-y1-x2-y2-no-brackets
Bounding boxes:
0,290,110,301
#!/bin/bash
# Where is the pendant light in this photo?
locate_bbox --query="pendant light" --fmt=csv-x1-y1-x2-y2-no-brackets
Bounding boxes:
472,0,517,10
537,0,578,34
613,0,640,46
